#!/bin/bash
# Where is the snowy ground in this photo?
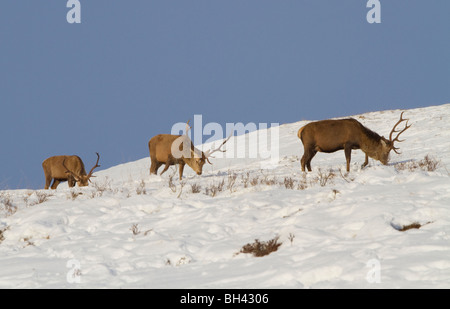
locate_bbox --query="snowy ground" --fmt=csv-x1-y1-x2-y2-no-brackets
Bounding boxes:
1,104,450,288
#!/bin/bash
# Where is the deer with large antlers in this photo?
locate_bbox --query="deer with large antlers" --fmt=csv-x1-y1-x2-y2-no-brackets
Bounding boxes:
298,112,411,172
42,153,101,189
149,121,232,180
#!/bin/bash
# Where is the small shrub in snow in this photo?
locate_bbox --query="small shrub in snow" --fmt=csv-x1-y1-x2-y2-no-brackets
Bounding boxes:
92,177,113,197
295,174,308,190
130,223,140,235
168,174,177,193
175,256,190,266
27,191,52,206
330,189,340,201
0,226,9,243
227,171,237,192
136,180,147,195
70,268,82,281
22,236,35,247
262,176,277,186
130,223,152,236
68,190,82,200
297,181,308,191
418,155,440,171
315,168,335,187
250,176,259,186
217,179,225,192
36,191,51,204
288,233,295,245
190,183,201,194
395,155,441,172
260,170,277,186
205,180,225,197
165,256,191,267
0,193,16,216
167,174,185,197
283,177,295,189
241,172,250,188
238,236,282,257
205,186,216,197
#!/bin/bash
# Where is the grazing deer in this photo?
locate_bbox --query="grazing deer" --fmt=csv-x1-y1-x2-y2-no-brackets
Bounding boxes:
42,153,101,189
298,112,411,172
149,121,231,180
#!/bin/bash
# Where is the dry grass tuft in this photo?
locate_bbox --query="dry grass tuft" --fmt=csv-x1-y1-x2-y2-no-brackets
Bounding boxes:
91,177,113,197
250,176,259,186
395,155,441,172
130,223,140,235
1,193,16,216
136,180,147,195
205,179,225,197
0,226,9,243
227,171,238,192
241,172,250,188
68,190,83,200
190,183,201,193
35,191,51,204
238,236,282,257
316,168,336,187
168,174,177,193
283,177,295,189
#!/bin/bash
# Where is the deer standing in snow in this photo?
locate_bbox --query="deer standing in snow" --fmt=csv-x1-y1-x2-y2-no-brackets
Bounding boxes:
297,112,411,172
148,121,231,180
42,153,101,189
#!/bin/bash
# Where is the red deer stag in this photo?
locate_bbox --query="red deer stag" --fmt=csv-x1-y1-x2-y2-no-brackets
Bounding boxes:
42,153,101,189
298,112,411,172
149,121,231,180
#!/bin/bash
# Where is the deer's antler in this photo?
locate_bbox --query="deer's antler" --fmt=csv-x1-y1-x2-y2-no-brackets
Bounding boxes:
204,133,233,164
389,112,411,154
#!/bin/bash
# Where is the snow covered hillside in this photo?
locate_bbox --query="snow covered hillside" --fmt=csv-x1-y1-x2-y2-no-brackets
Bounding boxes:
1,104,450,288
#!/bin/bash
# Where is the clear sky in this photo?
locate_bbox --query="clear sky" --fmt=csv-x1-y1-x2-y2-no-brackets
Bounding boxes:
1,1,449,189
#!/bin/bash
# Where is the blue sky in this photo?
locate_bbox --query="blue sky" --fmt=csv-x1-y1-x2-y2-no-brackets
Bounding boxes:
1,1,449,189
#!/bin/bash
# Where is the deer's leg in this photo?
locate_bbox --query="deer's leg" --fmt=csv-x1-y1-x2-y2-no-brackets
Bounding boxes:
150,159,162,175
362,153,369,169
301,146,316,172
44,175,52,190
160,157,174,176
344,143,353,172
51,179,61,189
160,164,171,176
306,150,316,172
300,154,306,172
178,163,185,180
